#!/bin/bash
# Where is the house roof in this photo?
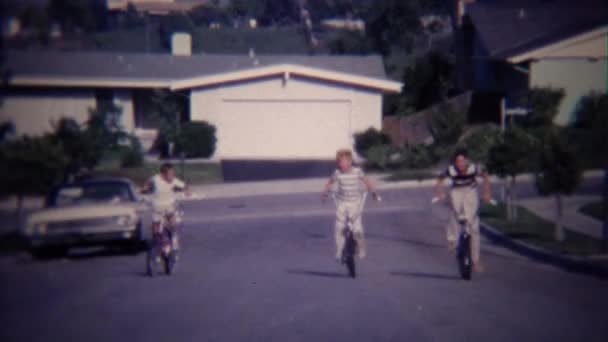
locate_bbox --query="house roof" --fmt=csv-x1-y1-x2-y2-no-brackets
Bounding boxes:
4,50,401,92
467,0,608,60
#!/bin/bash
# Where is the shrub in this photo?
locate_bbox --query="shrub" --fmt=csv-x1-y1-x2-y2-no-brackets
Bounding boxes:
403,144,438,169
175,121,217,159
364,144,393,170
120,136,144,168
353,128,391,158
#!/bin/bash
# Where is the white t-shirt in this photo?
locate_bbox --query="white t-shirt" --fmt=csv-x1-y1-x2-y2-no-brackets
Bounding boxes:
150,174,186,210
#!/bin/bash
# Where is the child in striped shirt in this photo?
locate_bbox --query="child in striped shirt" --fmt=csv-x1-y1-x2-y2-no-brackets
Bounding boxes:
322,149,378,261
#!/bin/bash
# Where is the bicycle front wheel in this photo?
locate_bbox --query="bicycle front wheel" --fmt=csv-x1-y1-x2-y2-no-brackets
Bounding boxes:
457,233,472,280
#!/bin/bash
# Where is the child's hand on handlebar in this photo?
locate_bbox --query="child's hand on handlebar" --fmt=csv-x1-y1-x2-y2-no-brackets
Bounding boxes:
371,191,382,202
321,191,329,202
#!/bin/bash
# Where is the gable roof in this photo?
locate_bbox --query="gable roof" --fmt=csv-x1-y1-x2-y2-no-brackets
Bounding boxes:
4,50,402,93
467,0,608,60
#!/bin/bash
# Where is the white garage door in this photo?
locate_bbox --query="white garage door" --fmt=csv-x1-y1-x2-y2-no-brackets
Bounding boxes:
218,100,351,159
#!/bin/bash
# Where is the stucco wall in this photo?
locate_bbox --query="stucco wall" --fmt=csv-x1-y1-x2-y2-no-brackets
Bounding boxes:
0,89,95,136
530,58,607,125
0,88,136,136
190,76,382,159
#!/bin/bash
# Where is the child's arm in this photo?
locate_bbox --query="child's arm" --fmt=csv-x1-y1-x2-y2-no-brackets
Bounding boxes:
362,176,378,197
321,178,335,200
479,171,491,203
434,175,446,200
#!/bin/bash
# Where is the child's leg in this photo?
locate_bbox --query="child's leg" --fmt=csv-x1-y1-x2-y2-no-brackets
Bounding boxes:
463,189,481,265
448,189,464,243
351,210,365,258
334,203,347,259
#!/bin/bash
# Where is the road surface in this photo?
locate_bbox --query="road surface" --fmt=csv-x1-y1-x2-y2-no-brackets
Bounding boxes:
1,185,607,341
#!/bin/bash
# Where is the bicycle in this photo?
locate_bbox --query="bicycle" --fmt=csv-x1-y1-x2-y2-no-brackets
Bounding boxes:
144,189,202,277
431,196,495,281
326,191,380,278
146,208,183,277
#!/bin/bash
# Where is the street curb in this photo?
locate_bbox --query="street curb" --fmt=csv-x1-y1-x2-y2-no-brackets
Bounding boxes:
480,222,608,279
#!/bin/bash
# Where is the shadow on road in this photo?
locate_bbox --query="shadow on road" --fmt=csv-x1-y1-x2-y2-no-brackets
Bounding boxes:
366,233,444,250
286,269,349,278
389,271,460,280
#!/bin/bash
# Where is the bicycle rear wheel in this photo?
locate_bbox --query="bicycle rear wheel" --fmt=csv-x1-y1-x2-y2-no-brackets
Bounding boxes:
457,233,472,280
343,231,357,278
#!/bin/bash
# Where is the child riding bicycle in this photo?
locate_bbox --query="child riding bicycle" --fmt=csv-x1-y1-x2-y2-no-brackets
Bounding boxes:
434,149,491,273
142,163,190,255
322,149,379,262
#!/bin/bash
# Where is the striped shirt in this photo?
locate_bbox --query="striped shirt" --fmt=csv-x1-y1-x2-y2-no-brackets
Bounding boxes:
332,167,365,202
442,163,480,188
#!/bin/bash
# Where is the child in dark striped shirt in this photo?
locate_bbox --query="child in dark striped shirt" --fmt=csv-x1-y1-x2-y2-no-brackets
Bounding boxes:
322,149,378,261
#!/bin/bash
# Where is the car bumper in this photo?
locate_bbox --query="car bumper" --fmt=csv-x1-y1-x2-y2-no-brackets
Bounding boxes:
26,226,139,248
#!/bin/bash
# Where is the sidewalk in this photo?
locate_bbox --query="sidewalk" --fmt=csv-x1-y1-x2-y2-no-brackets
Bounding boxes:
519,195,604,239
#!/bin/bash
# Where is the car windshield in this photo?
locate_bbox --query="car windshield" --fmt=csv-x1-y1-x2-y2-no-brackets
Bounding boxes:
53,182,133,207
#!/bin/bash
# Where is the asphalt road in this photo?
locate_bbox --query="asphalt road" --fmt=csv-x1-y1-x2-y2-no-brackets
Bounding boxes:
1,183,607,342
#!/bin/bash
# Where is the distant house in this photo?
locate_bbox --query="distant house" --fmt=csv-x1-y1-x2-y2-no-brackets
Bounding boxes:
107,0,213,15
457,0,607,125
1,42,401,180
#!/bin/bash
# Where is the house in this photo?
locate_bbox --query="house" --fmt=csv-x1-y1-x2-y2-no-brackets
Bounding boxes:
107,0,213,15
1,41,401,180
457,0,607,125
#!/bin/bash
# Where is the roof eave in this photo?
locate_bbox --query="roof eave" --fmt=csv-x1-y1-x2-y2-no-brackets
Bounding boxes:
8,76,171,89
506,25,608,64
170,64,403,93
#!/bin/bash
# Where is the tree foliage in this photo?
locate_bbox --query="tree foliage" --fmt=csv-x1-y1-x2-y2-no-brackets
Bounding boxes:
535,130,582,197
486,126,536,178
175,121,217,159
353,127,391,158
428,102,466,145
0,135,68,198
48,0,108,33
401,50,454,112
524,87,565,127
457,124,502,164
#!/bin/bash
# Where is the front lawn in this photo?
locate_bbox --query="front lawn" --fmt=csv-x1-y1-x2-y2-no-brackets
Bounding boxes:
480,202,605,256
579,201,604,222
93,161,222,186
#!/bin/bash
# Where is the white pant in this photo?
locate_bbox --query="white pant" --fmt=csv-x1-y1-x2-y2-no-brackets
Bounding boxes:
335,200,365,258
448,187,480,264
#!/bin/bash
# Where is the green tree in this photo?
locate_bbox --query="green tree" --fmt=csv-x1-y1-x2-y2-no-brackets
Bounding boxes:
535,130,582,242
458,124,502,164
49,0,108,33
0,135,68,228
360,0,422,55
575,92,608,249
327,30,373,55
487,126,536,221
19,5,51,44
428,102,466,145
401,50,454,112
524,87,565,127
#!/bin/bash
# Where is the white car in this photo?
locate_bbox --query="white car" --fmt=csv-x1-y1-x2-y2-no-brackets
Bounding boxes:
24,178,151,257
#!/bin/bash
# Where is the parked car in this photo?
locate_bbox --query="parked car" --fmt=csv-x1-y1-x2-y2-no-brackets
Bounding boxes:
23,178,151,257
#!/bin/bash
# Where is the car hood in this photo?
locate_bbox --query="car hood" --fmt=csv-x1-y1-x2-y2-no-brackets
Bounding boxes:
27,204,137,225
